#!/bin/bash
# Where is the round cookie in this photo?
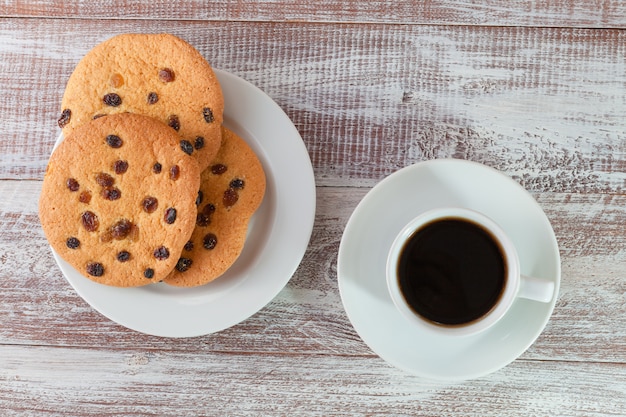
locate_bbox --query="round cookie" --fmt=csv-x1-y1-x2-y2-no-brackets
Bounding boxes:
164,127,266,287
58,33,224,171
40,113,201,287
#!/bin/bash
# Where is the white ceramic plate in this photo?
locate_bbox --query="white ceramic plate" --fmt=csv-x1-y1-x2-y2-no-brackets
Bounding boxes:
337,159,560,381
51,69,316,338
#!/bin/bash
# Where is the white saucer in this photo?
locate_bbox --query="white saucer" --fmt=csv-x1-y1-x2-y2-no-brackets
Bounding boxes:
337,159,560,381
51,69,316,338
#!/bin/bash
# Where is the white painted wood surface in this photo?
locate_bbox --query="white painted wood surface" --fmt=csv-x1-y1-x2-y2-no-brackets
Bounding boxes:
1,1,626,415
4,0,626,27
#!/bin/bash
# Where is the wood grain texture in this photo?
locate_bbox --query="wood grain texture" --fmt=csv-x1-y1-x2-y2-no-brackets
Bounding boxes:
3,0,626,28
3,181,626,365
1,345,625,417
1,19,624,194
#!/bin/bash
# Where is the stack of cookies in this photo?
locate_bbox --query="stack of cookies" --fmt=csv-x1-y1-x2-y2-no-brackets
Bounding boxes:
39,33,266,288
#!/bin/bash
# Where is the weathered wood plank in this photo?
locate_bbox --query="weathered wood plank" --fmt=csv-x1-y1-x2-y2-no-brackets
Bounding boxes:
2,0,625,28
2,181,626,364
1,19,624,193
1,344,625,416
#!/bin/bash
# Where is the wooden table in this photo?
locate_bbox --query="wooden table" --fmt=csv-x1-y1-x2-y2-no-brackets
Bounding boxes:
1,1,625,415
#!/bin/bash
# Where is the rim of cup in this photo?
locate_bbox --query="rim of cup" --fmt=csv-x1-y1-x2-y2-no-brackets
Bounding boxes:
385,207,521,337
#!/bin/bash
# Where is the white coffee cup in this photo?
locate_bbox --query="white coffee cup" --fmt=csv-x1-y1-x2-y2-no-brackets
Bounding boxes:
386,207,555,337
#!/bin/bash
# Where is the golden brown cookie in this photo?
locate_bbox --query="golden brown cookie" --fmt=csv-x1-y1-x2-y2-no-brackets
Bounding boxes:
58,33,224,171
40,113,201,287
164,127,266,287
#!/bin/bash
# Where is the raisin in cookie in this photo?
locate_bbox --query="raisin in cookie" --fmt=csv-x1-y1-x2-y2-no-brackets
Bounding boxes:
164,127,266,287
58,33,223,171
40,113,201,287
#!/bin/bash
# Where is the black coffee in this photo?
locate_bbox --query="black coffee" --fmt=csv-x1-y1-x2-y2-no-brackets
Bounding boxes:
397,218,506,326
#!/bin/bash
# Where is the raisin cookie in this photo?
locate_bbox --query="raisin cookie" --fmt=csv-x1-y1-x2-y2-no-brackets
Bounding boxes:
164,127,266,287
58,33,224,171
40,113,201,287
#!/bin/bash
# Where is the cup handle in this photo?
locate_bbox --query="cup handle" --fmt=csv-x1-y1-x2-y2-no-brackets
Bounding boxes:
518,275,556,303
